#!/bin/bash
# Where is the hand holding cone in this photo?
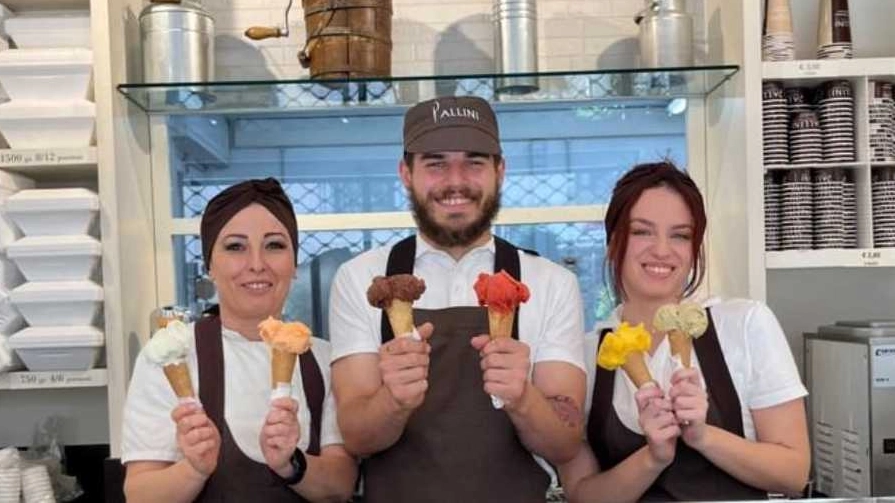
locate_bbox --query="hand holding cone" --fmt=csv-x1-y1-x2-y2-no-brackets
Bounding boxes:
259,316,312,399
474,270,530,408
653,301,708,368
367,274,426,339
597,322,654,389
145,320,196,402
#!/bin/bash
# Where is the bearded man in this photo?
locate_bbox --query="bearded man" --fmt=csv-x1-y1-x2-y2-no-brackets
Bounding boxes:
329,96,586,502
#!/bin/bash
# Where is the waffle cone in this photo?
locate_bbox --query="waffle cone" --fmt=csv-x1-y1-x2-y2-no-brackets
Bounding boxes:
488,309,514,339
163,362,195,398
621,352,653,389
668,329,692,368
386,299,415,337
271,348,297,387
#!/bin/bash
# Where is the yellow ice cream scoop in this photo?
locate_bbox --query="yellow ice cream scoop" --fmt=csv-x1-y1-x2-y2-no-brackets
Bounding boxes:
597,322,654,388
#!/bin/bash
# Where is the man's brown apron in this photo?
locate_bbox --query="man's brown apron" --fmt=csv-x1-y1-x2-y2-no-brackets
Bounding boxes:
362,236,550,502
586,310,767,501
192,314,325,502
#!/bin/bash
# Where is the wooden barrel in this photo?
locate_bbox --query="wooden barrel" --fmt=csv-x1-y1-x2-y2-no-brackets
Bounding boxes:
300,0,392,80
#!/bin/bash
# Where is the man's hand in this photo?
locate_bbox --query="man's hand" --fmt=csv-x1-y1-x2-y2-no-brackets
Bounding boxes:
379,322,434,410
260,397,301,478
172,402,221,478
471,335,532,410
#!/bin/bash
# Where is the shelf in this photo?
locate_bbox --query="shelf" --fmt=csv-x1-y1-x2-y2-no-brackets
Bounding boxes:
117,65,740,114
766,248,895,269
763,57,895,81
0,368,107,390
1,0,88,10
0,147,97,178
764,161,866,170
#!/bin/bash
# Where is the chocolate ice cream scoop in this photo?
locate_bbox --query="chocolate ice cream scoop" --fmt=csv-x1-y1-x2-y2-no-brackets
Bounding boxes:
366,274,426,308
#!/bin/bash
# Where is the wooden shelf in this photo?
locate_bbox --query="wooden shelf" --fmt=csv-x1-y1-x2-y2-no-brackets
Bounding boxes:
1,0,88,11
766,248,895,269
0,368,107,390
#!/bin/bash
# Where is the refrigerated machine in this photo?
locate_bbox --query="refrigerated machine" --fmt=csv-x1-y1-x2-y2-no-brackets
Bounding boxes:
805,321,895,497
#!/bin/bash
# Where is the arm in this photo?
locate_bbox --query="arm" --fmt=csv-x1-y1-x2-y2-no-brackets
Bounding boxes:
504,357,586,463
332,325,433,457
124,461,207,503
687,399,809,496
560,386,679,503
291,445,358,503
124,403,221,503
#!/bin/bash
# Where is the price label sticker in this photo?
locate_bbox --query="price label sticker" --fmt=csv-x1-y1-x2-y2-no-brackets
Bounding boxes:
861,250,881,266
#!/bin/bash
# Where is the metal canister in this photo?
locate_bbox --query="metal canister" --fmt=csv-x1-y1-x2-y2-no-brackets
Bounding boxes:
140,0,214,83
493,0,538,94
635,0,693,68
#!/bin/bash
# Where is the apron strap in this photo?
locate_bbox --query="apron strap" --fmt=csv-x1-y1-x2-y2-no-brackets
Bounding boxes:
587,327,615,466
693,311,745,435
299,351,325,456
196,315,225,426
380,235,530,344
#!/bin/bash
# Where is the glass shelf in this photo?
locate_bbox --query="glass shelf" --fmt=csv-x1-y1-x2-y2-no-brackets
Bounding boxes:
117,65,739,115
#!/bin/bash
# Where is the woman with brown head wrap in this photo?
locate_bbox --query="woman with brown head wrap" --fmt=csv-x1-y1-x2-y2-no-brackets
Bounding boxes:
121,178,357,502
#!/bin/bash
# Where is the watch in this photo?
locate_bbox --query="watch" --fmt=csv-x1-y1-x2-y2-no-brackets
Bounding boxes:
273,448,307,486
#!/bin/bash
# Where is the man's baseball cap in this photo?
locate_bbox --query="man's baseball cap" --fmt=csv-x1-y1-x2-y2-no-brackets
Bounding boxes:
403,96,501,155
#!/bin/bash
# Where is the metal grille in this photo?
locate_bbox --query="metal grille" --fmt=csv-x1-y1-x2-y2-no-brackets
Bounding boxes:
182,221,611,332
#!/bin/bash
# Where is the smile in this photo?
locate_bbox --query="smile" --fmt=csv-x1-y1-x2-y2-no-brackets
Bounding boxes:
242,281,273,291
643,263,674,278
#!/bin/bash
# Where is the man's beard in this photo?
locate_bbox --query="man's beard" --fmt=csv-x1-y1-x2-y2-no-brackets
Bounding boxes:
409,185,501,248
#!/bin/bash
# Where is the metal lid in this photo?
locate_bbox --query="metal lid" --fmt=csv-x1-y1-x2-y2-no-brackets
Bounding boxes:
140,0,212,19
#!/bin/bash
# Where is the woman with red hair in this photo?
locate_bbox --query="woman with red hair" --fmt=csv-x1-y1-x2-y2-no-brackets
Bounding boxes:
560,162,809,501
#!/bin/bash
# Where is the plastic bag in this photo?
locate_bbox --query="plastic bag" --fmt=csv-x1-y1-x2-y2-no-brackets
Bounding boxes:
19,417,83,502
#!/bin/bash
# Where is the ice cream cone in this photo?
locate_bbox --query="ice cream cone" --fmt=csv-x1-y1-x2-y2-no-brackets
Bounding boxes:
488,309,514,339
621,352,653,389
668,329,692,368
163,362,195,398
386,299,415,337
271,348,298,387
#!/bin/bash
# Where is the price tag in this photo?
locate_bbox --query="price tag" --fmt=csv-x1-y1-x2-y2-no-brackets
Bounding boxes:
860,250,881,266
8,371,99,389
796,61,826,77
872,345,895,388
0,149,90,167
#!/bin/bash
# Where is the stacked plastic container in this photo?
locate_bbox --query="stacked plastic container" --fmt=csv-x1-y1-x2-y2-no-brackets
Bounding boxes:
2,187,103,371
0,8,94,148
0,170,30,373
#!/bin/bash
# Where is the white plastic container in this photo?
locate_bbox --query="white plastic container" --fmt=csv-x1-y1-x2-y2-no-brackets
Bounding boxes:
5,10,91,49
0,101,95,148
0,48,93,101
6,235,101,281
0,171,34,249
9,280,102,326
8,325,103,371
3,187,98,236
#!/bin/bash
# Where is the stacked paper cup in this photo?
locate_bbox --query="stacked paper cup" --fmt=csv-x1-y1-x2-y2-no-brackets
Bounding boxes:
817,0,853,59
764,171,782,251
762,0,795,61
869,80,895,162
0,447,21,503
20,464,53,503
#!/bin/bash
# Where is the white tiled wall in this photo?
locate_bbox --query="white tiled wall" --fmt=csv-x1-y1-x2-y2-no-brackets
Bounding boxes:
204,0,707,80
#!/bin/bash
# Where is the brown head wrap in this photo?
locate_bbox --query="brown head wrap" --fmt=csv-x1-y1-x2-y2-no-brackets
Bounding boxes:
200,178,298,269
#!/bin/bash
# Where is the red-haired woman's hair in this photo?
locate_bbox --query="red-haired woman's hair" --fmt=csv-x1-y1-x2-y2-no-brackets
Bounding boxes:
603,161,706,303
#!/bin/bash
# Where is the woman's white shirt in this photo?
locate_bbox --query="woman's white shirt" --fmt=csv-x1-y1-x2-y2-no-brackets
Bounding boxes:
585,298,807,440
121,323,342,464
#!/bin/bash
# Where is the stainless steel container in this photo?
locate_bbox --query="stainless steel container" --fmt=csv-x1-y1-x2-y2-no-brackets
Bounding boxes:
493,0,538,94
140,0,214,83
636,0,693,68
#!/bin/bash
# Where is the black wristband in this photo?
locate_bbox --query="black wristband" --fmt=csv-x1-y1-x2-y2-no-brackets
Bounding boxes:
273,448,307,486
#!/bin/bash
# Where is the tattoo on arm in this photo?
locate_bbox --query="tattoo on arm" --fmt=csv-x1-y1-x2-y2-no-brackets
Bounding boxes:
547,395,583,429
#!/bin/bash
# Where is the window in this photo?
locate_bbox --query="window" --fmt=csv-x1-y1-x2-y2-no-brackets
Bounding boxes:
168,100,686,335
